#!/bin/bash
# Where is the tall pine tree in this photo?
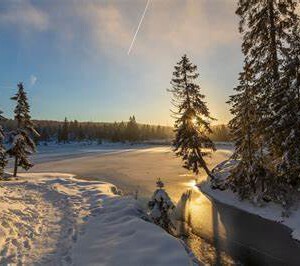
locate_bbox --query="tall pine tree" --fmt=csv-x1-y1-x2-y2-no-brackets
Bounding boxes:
274,24,300,186
126,116,139,142
169,55,215,177
237,0,299,154
61,117,69,143
228,62,262,197
7,83,39,177
231,0,300,200
0,110,7,179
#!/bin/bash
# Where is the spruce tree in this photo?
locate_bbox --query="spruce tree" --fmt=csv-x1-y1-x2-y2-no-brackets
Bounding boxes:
274,25,300,186
168,55,215,177
237,0,299,150
61,117,69,143
268,2,300,158
77,125,85,141
0,110,7,179
234,0,300,198
57,125,62,143
126,116,139,142
7,83,39,177
228,62,262,197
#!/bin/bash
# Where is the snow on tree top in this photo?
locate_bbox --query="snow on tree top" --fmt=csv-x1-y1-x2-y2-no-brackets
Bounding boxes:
156,178,164,188
151,188,174,208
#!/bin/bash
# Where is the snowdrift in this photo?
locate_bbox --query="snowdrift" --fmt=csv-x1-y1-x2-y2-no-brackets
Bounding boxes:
0,173,192,265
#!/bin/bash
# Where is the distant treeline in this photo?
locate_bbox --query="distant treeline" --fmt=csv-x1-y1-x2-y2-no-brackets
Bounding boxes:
0,116,231,143
209,124,231,142
1,116,173,143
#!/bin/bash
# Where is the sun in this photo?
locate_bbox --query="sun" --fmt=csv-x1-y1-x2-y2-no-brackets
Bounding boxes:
191,117,198,126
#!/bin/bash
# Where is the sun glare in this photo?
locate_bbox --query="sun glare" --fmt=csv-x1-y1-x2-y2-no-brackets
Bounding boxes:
191,117,197,126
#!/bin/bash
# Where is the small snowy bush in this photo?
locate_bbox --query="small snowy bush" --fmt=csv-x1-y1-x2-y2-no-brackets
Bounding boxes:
148,179,175,234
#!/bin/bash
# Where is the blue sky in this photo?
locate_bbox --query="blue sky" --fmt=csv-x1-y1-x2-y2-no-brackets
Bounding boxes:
0,0,243,125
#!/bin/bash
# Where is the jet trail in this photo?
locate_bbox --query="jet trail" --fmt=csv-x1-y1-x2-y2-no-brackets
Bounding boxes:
127,0,151,55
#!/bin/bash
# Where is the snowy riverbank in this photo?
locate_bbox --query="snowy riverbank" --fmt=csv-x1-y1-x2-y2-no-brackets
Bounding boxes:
199,160,300,242
0,173,194,265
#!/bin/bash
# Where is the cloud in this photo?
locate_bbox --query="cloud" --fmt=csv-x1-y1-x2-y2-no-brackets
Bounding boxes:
0,0,49,31
0,0,240,59
152,1,236,44
30,75,37,86
22,0,237,59
78,3,132,53
82,0,237,53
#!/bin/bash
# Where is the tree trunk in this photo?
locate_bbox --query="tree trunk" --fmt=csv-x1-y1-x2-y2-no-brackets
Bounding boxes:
203,163,213,178
13,156,18,177
196,147,213,178
268,0,279,81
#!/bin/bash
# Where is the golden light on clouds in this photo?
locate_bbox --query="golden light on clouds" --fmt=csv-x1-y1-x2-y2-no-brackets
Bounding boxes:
0,0,243,125
73,0,239,58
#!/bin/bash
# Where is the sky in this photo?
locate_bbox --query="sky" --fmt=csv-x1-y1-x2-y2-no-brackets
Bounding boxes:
0,0,243,126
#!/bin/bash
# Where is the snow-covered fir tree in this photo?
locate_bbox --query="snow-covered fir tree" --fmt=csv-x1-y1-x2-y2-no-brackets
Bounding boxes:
227,62,262,198
148,179,175,234
168,55,215,177
237,0,298,147
274,25,300,187
244,1,298,135
229,0,300,201
7,83,39,177
0,110,7,179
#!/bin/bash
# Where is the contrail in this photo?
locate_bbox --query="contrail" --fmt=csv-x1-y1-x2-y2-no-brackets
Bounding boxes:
127,0,151,55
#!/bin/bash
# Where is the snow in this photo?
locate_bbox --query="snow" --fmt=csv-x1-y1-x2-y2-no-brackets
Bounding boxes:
152,189,173,205
0,173,194,265
28,141,150,164
199,160,300,242
72,196,190,266
31,141,233,164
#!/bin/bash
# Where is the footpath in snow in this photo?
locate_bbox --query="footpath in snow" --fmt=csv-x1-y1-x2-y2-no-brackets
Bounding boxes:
0,173,193,265
199,160,300,242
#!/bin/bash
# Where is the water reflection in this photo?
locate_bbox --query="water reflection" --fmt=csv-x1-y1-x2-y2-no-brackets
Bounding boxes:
176,183,300,265
212,201,222,265
175,186,236,265
184,232,237,265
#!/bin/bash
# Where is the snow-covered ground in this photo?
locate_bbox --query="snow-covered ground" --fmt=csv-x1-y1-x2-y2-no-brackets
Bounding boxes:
199,160,300,242
0,173,194,265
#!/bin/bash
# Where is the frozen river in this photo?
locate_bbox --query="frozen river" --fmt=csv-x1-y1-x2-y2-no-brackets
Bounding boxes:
22,143,300,265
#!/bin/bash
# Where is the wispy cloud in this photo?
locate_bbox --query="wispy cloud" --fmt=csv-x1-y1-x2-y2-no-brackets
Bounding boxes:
0,0,49,31
76,0,239,58
0,0,239,59
75,3,132,55
30,75,37,86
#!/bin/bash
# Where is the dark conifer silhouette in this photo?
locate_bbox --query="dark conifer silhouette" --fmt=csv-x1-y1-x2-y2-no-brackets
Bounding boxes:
229,0,300,202
0,110,7,179
61,117,69,143
7,83,39,177
125,116,139,142
228,62,261,197
168,55,215,177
